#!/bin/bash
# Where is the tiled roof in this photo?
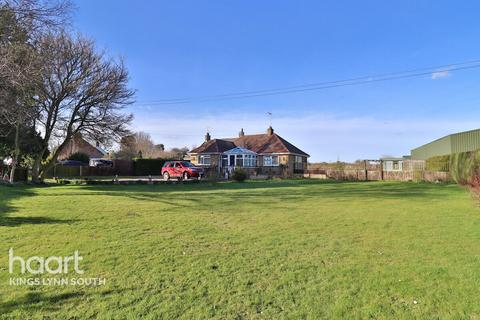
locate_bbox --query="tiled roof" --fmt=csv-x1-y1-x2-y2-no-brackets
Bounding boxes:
190,139,236,154
190,133,309,157
94,145,107,155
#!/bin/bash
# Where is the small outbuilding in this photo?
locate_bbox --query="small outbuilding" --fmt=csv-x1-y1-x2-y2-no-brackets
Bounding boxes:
381,157,404,172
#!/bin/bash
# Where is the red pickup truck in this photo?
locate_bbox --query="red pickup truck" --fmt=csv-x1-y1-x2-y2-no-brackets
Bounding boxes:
161,161,204,180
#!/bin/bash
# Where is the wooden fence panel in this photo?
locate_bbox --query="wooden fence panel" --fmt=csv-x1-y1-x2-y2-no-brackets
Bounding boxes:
305,168,450,182
45,159,134,178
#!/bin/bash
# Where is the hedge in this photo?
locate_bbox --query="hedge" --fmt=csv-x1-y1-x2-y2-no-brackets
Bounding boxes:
132,158,175,176
425,155,450,172
449,150,480,185
68,152,90,164
425,151,480,185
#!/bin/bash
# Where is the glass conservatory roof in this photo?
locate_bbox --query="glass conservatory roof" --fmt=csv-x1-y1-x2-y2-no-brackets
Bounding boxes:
223,147,257,155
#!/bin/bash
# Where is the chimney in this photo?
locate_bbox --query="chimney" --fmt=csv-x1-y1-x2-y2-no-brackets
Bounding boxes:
205,131,211,142
239,128,245,137
267,126,274,135
96,141,100,148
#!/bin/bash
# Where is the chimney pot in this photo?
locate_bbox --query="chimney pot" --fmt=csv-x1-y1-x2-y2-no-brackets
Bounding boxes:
267,126,274,135
239,128,245,137
205,131,211,142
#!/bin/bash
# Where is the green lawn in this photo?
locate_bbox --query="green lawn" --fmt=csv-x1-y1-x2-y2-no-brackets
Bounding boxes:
1,180,480,319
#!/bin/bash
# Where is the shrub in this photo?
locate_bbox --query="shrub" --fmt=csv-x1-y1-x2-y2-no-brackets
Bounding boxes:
425,155,450,172
232,168,247,182
449,150,480,185
132,158,174,176
68,152,90,164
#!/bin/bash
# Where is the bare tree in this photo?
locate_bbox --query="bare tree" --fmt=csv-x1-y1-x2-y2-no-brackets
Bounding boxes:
117,131,154,159
1,0,72,36
115,132,189,160
0,1,133,183
135,131,155,157
31,32,135,182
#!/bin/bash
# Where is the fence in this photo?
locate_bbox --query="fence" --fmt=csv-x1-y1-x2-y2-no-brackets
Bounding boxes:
305,158,449,183
304,168,449,182
44,159,133,178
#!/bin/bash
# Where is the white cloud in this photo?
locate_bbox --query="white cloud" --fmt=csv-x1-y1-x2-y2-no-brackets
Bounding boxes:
431,70,451,80
132,112,478,162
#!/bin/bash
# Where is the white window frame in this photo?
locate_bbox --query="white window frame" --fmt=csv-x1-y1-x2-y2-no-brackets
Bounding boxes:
199,155,211,165
221,155,228,167
393,160,403,171
243,154,257,167
263,155,279,167
384,160,403,172
384,161,393,171
235,154,244,167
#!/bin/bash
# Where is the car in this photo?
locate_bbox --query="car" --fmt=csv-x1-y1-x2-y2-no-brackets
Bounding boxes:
57,160,88,167
161,161,204,180
89,159,113,167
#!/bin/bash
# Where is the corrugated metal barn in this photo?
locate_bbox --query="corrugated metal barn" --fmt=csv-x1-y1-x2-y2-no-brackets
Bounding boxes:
411,128,480,160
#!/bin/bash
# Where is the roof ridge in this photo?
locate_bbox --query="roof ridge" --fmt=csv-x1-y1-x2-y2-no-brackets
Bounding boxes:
189,132,309,156
223,133,268,140
83,138,107,154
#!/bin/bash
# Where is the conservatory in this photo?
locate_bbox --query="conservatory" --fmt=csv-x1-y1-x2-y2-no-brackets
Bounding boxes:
221,147,258,168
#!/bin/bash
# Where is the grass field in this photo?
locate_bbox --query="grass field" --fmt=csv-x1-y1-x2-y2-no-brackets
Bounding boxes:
1,180,480,319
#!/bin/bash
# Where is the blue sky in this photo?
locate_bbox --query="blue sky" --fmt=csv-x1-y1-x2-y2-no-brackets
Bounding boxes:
75,1,480,161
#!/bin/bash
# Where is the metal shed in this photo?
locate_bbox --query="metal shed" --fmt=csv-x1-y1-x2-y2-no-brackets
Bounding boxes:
411,128,480,160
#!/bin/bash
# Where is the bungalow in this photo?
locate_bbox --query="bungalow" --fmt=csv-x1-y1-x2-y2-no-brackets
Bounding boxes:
189,126,309,177
58,133,107,160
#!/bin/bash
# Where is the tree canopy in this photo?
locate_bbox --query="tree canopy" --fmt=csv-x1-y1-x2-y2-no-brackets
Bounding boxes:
0,0,135,183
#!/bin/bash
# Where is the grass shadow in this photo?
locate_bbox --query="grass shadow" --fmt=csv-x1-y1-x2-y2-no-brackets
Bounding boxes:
38,180,460,205
0,288,130,315
0,290,85,314
0,185,76,227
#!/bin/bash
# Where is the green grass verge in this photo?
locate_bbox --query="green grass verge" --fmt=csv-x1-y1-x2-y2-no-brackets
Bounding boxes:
1,180,480,319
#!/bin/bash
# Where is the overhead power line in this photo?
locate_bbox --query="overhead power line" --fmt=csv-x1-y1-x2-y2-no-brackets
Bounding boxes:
134,59,480,106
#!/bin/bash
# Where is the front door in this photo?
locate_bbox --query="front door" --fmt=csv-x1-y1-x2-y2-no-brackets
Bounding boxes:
229,155,235,167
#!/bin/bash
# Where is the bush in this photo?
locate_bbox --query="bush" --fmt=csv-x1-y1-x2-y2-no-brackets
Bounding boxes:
232,168,247,182
68,152,90,164
133,158,174,176
425,155,450,172
449,150,480,185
